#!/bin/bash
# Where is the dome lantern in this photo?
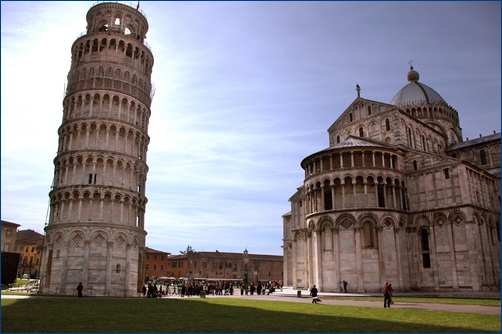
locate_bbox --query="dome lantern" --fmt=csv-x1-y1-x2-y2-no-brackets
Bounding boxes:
407,66,420,82
391,66,445,106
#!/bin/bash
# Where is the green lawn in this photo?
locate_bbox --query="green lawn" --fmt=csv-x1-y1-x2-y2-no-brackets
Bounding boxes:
2,297,500,333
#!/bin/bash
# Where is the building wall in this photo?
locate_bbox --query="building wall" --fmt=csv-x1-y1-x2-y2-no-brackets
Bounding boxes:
167,251,283,282
1,221,20,253
167,255,188,279
16,241,43,279
144,248,170,281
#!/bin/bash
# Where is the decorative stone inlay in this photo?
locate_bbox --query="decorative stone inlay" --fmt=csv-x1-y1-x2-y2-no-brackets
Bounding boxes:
340,219,353,230
72,233,84,246
92,232,106,246
115,235,126,247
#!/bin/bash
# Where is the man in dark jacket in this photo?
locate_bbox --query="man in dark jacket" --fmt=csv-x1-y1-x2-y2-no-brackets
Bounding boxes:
310,285,320,303
77,282,84,298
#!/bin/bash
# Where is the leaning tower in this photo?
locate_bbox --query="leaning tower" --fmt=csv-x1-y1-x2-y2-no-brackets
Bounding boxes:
40,2,154,297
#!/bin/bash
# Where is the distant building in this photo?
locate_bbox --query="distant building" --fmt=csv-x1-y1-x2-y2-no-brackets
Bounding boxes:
1,220,20,252
1,220,22,284
144,247,170,281
167,254,188,280
283,67,500,293
167,249,283,283
15,230,44,279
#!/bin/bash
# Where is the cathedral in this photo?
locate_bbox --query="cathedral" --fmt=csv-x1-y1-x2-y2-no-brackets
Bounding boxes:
282,67,500,293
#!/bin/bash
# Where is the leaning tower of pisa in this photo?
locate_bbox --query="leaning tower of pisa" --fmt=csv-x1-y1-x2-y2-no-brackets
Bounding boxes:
40,2,154,297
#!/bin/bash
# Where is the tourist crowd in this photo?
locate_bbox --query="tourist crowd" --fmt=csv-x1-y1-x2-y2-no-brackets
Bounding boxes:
143,280,283,298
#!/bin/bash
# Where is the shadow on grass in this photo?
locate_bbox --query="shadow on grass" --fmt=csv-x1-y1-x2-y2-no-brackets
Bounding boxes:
2,297,499,333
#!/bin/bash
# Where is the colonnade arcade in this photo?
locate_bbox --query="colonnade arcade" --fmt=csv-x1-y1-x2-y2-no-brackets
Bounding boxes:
63,92,150,130
66,64,153,108
72,35,153,77
401,102,460,128
49,187,146,228
54,152,147,192
303,149,407,214
304,150,399,177
305,174,408,214
58,120,149,159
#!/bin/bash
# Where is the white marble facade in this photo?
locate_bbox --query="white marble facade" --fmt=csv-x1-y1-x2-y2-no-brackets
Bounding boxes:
283,68,500,292
40,2,153,297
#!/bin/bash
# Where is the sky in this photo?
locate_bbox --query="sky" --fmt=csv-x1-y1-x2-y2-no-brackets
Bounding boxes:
1,1,500,256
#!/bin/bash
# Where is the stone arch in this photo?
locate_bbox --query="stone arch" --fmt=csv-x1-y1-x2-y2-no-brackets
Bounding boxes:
398,216,407,230
319,218,334,251
133,236,141,249
319,217,334,230
382,216,395,230
363,215,380,248
294,230,306,242
414,215,431,228
433,212,448,227
308,220,317,233
449,211,466,225
53,231,65,247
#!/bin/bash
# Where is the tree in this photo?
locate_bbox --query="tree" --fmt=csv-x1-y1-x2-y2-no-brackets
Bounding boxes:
179,245,194,255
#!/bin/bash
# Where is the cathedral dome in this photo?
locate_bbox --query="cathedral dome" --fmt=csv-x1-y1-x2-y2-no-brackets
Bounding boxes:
390,67,446,107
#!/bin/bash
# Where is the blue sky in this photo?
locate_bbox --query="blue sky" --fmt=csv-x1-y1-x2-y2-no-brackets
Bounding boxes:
2,1,500,255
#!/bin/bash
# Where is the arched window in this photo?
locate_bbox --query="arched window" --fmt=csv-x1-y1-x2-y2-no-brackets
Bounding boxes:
324,184,333,211
349,113,353,122
359,127,364,137
413,160,418,170
420,229,431,268
336,135,340,144
116,264,121,273
480,149,487,165
367,106,372,115
377,184,385,208
91,39,99,53
385,119,390,131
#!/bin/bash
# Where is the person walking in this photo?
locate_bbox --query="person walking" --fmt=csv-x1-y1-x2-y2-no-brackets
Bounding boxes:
77,282,83,298
310,285,320,303
383,282,393,308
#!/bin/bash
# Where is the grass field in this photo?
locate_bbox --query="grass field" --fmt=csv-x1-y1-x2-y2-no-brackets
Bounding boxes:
2,297,500,333
324,296,501,306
